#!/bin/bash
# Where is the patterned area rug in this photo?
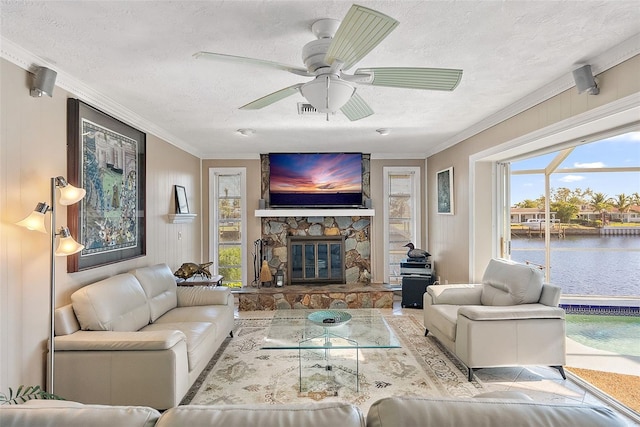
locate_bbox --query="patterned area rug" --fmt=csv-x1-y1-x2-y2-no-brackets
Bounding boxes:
182,314,486,413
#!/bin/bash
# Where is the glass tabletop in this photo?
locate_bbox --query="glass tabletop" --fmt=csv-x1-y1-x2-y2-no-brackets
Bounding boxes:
261,309,401,350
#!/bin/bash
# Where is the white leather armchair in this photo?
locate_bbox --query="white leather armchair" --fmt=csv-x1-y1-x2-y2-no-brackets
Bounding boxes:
423,258,566,381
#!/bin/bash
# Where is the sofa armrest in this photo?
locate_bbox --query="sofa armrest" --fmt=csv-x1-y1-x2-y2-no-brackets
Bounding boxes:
55,330,186,351
177,286,231,307
426,284,483,305
539,284,562,306
457,304,565,321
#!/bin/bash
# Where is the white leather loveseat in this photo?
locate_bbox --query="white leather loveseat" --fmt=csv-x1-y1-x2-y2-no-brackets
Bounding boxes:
423,258,566,381
53,263,234,409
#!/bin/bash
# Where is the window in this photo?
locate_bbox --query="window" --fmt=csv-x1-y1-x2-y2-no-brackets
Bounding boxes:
210,168,246,287
505,131,640,296
383,167,421,284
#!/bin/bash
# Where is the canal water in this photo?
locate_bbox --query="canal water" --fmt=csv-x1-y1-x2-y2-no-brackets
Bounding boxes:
510,235,640,297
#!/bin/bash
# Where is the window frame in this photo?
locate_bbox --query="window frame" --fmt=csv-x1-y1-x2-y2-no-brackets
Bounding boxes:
383,166,421,284
209,167,247,286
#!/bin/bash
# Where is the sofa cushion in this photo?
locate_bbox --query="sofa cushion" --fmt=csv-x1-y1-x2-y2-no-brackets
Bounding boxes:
142,321,215,371
458,304,565,321
0,400,160,427
366,396,626,427
131,264,178,322
480,258,543,306
71,273,150,331
156,403,365,427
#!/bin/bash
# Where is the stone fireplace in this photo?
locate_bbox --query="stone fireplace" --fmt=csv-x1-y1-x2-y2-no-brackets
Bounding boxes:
260,215,371,285
257,153,372,286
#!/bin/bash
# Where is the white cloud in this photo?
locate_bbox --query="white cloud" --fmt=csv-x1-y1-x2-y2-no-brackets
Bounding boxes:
559,175,585,183
574,162,605,168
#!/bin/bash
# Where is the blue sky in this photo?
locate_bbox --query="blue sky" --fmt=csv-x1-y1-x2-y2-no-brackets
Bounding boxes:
511,131,640,204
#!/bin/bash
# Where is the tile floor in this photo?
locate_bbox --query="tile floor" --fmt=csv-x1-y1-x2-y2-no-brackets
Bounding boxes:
234,301,640,426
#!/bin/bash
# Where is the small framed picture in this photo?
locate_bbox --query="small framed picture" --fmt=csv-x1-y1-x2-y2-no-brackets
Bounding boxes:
437,167,454,215
175,185,189,214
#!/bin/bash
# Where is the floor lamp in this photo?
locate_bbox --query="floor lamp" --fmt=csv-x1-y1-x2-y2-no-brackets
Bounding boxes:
16,176,85,394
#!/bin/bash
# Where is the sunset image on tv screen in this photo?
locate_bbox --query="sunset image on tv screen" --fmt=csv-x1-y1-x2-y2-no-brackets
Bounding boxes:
269,153,362,194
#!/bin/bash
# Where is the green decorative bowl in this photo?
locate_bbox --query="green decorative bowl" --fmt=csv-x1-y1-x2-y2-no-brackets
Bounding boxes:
307,310,352,327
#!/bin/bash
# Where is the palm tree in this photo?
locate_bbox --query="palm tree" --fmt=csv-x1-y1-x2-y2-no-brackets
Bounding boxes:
590,192,612,226
514,199,539,208
612,193,631,222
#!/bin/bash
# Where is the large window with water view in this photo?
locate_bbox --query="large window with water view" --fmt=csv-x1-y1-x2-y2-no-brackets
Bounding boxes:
507,131,640,297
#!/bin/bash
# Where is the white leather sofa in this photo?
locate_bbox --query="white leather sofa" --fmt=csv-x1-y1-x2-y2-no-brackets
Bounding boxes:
53,263,234,409
367,394,627,427
423,258,566,381
1,394,627,427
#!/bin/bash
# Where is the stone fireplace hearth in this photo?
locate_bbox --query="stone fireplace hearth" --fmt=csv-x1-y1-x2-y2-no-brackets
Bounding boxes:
236,283,393,311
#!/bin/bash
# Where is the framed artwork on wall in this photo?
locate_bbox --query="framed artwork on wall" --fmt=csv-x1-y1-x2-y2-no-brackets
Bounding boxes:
437,167,454,215
174,185,189,214
66,99,146,272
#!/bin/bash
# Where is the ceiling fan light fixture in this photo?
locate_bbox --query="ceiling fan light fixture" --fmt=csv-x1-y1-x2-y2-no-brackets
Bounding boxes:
301,75,354,113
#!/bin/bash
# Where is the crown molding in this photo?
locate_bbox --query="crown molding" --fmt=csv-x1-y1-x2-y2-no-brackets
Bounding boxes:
0,38,202,158
423,33,640,158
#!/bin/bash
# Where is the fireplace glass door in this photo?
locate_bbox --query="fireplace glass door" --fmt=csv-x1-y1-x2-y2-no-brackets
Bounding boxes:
289,236,344,284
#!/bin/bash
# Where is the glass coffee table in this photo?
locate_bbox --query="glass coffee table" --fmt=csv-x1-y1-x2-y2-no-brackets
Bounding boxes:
261,309,401,392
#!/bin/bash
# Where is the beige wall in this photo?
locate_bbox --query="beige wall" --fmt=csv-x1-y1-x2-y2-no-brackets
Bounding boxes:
0,59,202,390
428,55,640,284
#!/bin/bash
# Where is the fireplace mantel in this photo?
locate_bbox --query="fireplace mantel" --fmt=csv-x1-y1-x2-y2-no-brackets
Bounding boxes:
255,208,375,217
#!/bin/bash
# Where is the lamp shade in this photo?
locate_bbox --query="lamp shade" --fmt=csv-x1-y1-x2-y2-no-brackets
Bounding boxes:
301,75,355,113
55,227,84,256
16,202,49,233
58,182,86,206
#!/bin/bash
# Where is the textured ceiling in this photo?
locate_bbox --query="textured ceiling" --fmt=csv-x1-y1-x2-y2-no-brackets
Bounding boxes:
1,1,639,158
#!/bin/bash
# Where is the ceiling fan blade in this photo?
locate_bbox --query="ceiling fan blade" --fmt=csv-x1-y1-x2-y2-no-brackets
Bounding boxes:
240,84,304,110
325,5,399,71
194,51,312,77
354,67,463,91
340,92,373,121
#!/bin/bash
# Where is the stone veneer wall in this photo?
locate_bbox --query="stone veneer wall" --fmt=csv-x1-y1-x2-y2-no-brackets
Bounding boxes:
261,216,371,285
260,153,372,285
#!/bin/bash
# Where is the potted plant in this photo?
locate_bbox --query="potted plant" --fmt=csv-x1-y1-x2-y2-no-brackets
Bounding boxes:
0,385,62,405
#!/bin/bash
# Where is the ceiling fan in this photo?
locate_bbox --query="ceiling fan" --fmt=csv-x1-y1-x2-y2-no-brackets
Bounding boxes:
194,4,463,121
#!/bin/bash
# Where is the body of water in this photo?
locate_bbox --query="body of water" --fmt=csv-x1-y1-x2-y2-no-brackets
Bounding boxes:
511,235,640,297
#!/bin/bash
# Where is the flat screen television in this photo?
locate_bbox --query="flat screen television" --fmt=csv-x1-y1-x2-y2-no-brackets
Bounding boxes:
269,153,363,208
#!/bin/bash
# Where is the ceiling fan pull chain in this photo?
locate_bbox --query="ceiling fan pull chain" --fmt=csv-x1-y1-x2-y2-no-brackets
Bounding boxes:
325,75,330,110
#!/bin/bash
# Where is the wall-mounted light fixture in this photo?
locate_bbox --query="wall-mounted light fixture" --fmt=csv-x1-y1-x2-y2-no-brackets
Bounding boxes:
572,64,599,95
376,128,390,136
16,176,85,393
30,66,58,98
